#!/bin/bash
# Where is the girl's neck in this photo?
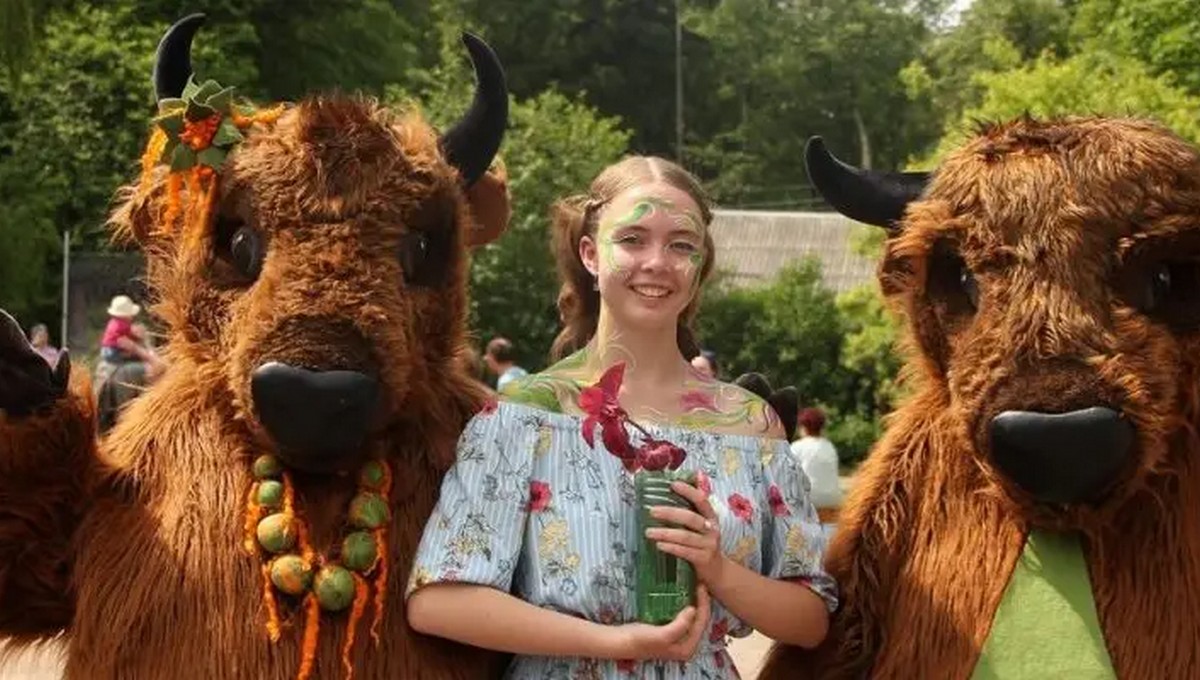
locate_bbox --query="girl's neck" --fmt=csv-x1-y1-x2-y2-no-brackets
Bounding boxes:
584,311,689,389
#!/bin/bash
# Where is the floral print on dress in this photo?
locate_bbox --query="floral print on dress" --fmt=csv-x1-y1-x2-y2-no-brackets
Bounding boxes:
406,400,837,679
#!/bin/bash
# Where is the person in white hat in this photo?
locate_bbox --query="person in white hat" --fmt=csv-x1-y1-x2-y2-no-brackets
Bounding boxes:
99,295,149,365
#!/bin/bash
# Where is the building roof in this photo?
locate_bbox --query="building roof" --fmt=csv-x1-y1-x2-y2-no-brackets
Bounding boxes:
709,209,879,293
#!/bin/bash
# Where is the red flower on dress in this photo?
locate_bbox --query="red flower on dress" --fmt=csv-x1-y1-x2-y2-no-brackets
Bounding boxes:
728,493,754,521
708,616,730,644
579,362,689,474
528,480,552,512
695,470,712,495
616,659,638,674
768,484,790,517
480,397,499,415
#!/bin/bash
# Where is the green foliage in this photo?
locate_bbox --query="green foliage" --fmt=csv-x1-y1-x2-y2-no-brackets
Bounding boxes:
697,259,901,466
925,49,1200,162
698,259,844,406
1071,0,1200,95
687,0,932,207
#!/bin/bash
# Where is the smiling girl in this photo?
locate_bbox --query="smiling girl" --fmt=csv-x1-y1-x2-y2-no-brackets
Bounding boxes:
405,156,835,678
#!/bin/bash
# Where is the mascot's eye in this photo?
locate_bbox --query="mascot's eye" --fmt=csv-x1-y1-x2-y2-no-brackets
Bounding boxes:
1145,264,1173,312
213,214,265,285
959,267,979,308
230,226,265,280
1138,260,1200,328
399,230,446,287
927,243,979,315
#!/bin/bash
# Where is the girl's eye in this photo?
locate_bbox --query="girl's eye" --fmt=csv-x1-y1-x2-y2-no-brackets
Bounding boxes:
670,242,699,253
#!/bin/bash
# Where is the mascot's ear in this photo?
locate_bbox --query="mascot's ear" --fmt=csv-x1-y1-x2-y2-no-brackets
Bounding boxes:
734,372,800,441
465,156,511,249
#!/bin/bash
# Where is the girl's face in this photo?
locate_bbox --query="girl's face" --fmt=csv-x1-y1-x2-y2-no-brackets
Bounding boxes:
580,183,707,331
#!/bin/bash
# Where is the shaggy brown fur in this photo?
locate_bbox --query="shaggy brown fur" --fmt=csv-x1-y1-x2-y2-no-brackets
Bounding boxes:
761,117,1200,679
0,96,510,678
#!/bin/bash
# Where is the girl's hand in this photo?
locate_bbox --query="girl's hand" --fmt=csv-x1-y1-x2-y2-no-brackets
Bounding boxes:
611,586,711,661
646,480,728,586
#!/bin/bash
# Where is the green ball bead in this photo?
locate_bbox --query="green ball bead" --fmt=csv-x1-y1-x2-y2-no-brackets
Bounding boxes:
269,555,313,596
358,460,388,491
257,480,284,508
256,513,296,554
342,531,378,573
252,455,283,480
314,565,356,612
349,493,390,530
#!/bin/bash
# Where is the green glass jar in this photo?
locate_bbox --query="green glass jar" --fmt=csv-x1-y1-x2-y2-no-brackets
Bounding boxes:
635,469,697,624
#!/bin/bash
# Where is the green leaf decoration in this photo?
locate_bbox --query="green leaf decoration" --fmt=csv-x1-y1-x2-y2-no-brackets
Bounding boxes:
197,146,227,169
170,145,197,172
159,137,179,164
156,111,186,135
212,118,244,147
193,79,223,103
181,76,202,100
205,86,236,113
157,97,186,114
185,99,217,122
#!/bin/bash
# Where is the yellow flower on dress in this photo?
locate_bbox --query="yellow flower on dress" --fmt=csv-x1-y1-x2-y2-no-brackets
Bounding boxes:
406,566,434,596
785,524,807,559
535,426,553,457
539,517,570,557
730,535,758,567
722,447,742,476
759,437,776,466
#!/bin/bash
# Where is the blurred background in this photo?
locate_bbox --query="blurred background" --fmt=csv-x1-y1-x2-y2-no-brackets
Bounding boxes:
2,0,1197,471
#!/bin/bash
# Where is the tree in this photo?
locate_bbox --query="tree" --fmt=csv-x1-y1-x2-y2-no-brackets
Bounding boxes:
686,0,931,207
902,0,1073,159
1071,0,1200,95
696,259,845,413
924,49,1200,162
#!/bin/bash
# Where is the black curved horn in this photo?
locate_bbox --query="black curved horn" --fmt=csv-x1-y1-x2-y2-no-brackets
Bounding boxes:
439,33,509,186
154,14,206,101
804,136,930,231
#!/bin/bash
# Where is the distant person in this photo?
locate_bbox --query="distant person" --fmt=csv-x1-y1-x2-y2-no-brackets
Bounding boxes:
100,295,151,365
28,323,61,369
484,337,528,392
791,407,843,523
689,350,718,379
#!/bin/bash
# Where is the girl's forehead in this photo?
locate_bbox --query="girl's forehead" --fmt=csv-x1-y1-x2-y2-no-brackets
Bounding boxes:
601,183,703,224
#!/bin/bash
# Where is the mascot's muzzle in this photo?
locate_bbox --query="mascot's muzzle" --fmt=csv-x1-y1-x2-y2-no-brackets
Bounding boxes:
989,406,1135,505
251,362,380,473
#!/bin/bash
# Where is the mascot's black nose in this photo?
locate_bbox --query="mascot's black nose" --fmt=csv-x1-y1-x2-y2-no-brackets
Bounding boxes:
251,362,380,472
989,407,1134,505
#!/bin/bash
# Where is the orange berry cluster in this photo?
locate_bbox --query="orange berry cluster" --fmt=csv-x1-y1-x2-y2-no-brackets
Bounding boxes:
180,115,221,150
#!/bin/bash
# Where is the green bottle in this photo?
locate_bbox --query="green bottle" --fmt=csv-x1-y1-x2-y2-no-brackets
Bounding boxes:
635,469,697,624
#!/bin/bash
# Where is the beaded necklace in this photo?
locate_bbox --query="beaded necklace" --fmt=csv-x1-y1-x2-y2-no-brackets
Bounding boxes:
243,455,392,680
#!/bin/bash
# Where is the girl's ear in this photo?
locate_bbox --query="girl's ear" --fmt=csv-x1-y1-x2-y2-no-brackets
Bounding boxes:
579,234,600,277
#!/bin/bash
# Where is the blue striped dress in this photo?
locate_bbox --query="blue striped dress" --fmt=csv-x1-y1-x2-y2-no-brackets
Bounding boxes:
407,400,838,679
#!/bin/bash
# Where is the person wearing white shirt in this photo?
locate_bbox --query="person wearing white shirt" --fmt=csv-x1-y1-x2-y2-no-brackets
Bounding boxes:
790,408,842,535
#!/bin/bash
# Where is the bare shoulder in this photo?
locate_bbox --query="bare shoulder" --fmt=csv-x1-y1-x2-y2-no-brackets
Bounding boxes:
499,355,590,415
675,380,788,440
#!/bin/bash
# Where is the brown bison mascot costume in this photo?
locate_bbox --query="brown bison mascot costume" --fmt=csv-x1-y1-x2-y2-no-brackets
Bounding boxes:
761,117,1200,679
0,14,513,680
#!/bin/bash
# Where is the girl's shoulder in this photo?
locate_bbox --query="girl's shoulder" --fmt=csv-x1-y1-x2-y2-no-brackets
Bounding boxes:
498,367,584,416
672,378,787,440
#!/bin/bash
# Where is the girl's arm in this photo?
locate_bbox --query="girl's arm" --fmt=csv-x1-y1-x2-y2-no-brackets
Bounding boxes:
648,481,831,649
407,582,712,661
701,558,829,648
